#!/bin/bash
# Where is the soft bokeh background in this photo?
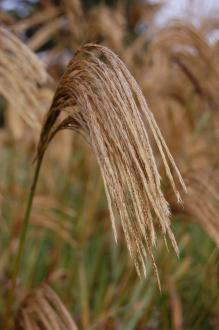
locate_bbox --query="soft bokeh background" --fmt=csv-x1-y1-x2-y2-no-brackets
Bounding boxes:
0,1,219,329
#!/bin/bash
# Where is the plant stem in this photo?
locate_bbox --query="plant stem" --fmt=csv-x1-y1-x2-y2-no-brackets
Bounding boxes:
6,155,43,328
12,156,43,290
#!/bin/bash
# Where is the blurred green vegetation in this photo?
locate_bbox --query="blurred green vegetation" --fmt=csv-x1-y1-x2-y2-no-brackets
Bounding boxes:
0,138,218,329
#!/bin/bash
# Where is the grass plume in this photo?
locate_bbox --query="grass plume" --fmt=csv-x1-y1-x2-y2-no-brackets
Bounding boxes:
15,284,78,330
0,27,52,135
38,43,186,284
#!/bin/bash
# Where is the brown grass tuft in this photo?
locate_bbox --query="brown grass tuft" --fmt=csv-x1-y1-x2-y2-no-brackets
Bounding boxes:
15,284,78,330
37,44,186,284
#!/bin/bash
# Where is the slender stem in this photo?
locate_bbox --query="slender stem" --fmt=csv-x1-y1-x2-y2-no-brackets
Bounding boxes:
12,156,43,290
5,155,44,328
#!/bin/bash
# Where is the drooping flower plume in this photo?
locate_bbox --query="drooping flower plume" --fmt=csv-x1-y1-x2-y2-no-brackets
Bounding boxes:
0,27,52,134
37,44,186,284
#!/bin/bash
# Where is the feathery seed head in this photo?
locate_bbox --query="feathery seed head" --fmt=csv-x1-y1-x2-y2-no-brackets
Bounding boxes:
38,44,186,284
0,27,53,134
16,285,78,330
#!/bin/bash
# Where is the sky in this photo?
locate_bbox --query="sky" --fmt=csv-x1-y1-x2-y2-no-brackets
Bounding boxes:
1,0,219,24
150,0,219,26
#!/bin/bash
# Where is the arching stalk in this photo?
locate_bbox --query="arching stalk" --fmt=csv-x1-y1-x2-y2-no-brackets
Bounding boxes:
5,154,44,328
